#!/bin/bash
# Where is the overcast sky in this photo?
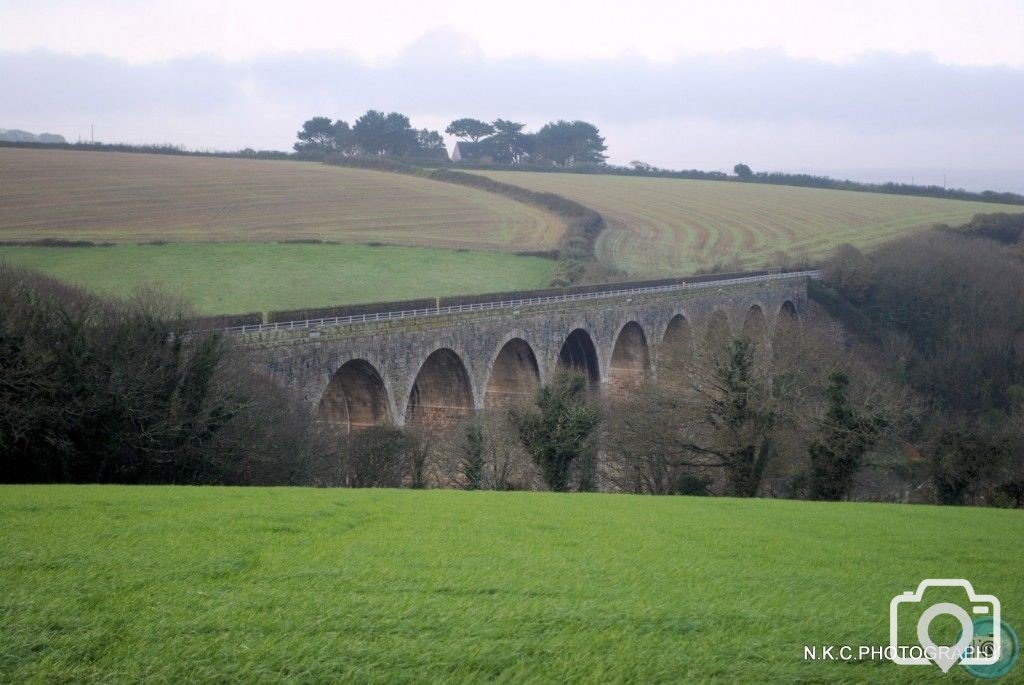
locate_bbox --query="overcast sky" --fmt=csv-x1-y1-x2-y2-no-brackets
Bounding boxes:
2,0,1023,189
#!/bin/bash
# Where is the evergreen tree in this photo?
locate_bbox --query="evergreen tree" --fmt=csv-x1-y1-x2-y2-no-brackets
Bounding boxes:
808,372,887,500
707,338,776,497
510,372,600,492
461,421,486,490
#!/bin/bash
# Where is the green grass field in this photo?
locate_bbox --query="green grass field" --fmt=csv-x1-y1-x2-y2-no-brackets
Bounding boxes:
5,148,1024,313
0,148,567,313
2,486,1021,683
0,243,557,315
474,171,1024,274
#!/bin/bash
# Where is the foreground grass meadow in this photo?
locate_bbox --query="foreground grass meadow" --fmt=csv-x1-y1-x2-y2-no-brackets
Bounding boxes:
2,487,1021,683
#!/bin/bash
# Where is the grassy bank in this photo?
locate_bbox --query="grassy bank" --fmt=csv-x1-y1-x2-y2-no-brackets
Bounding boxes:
0,243,557,314
1,487,1020,682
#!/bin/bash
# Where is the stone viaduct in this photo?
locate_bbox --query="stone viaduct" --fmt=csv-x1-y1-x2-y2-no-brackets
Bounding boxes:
240,272,813,432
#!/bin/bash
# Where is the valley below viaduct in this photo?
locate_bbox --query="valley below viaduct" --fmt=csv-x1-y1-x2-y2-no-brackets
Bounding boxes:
240,272,814,432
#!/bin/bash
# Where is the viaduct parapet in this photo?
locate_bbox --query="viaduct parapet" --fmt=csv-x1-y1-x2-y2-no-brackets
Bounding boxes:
241,272,815,431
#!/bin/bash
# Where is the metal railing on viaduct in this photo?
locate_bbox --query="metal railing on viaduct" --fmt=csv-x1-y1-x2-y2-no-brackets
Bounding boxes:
223,269,822,335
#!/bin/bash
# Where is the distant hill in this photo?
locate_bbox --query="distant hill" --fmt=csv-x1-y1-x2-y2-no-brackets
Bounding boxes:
0,128,66,144
0,147,563,249
0,147,564,314
473,170,1024,274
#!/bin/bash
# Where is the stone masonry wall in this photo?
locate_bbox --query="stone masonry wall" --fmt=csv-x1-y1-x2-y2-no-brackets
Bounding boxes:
244,278,809,426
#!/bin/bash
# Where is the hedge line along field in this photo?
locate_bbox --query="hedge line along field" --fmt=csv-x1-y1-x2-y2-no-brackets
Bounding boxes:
0,148,564,251
0,243,557,315
474,171,1024,274
2,486,1021,683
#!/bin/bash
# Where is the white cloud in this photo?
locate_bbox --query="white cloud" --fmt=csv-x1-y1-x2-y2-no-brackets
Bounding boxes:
2,32,1022,190
1,0,1022,67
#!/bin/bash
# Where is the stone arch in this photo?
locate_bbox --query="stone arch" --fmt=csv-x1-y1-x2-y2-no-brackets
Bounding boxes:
742,304,767,338
609,321,650,393
405,348,474,429
485,338,540,408
319,359,392,433
704,309,732,347
663,314,693,348
779,300,798,321
658,313,693,375
772,299,800,348
558,328,601,387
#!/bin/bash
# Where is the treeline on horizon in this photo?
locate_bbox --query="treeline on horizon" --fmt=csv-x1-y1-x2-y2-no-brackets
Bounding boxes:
294,111,609,168
3,112,1020,205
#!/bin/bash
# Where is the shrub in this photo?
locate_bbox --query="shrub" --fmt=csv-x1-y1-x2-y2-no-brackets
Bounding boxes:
342,425,422,488
0,264,328,485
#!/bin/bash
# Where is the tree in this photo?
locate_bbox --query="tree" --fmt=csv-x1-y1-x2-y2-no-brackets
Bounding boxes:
407,128,449,162
734,163,753,178
294,117,348,155
704,338,778,496
534,120,608,166
824,230,1024,414
0,265,331,486
351,110,418,156
603,378,717,495
931,429,1006,505
509,371,600,492
415,129,445,151
807,372,887,500
333,120,354,154
445,118,495,143
488,119,530,164
604,312,869,498
409,435,429,489
461,421,486,489
343,425,419,488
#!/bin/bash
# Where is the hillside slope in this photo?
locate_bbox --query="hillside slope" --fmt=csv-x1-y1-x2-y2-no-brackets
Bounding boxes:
475,171,1024,273
0,148,564,251
0,149,566,313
